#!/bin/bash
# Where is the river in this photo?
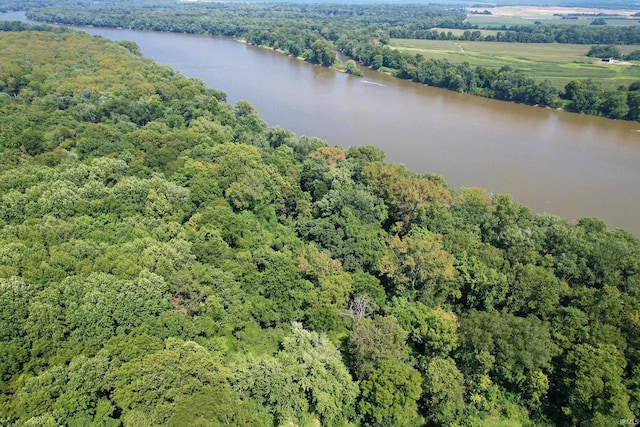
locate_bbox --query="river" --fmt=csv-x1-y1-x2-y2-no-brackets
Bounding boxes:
2,11,640,234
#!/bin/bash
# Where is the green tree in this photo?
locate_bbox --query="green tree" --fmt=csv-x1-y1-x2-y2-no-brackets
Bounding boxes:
10,353,117,425
362,162,451,228
378,228,457,302
456,251,509,312
586,45,621,58
232,323,358,426
301,209,386,272
564,79,604,115
308,39,336,67
347,315,409,380
245,250,313,325
206,143,278,210
457,310,559,405
0,276,36,343
601,91,629,119
24,272,170,357
505,263,564,319
345,59,363,76
167,387,269,427
113,338,227,425
305,272,352,332
420,357,465,425
627,90,640,121
372,54,383,70
359,360,422,427
556,343,633,426
389,301,459,357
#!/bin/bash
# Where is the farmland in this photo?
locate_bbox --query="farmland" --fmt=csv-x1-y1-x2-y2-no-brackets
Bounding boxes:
466,6,640,27
390,39,640,89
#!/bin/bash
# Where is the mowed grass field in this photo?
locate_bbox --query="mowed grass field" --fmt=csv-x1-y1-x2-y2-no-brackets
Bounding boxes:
390,39,640,89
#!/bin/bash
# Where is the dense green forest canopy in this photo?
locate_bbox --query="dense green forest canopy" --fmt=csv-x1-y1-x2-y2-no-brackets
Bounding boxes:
14,0,640,120
0,26,639,426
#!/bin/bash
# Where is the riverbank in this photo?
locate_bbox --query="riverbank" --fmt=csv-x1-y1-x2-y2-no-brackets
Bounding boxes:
2,11,639,234
240,38,356,75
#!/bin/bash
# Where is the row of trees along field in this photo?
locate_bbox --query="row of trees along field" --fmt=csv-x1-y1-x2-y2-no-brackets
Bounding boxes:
404,25,640,45
1,25,639,427
17,1,640,122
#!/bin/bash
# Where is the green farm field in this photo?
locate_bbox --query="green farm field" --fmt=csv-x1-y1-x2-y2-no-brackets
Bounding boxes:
390,39,640,89
466,15,640,27
465,6,640,28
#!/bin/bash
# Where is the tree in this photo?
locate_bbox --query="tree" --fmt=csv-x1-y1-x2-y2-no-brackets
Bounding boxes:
586,45,621,58
555,343,633,426
9,353,117,425
206,143,278,210
233,100,267,146
456,251,509,312
305,272,352,332
345,59,364,76
378,228,457,303
0,277,37,382
24,272,170,357
351,271,386,312
308,39,336,67
0,276,35,342
362,162,451,228
246,250,313,325
372,54,383,70
420,357,465,425
314,184,388,225
564,79,603,115
292,136,328,162
167,387,269,427
626,90,640,121
601,91,629,119
457,310,560,404
505,263,563,319
346,145,385,164
344,294,374,322
451,186,493,229
347,315,409,380
301,209,387,272
113,338,227,425
232,323,358,426
117,40,142,56
309,146,346,165
265,126,295,149
389,302,459,357
359,360,422,427
534,79,559,107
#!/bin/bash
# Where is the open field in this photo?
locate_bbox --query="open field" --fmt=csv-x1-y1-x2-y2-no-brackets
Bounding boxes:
466,6,640,27
390,39,640,89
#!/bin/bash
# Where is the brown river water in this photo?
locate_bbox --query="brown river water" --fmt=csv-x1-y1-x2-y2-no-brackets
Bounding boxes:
2,12,640,234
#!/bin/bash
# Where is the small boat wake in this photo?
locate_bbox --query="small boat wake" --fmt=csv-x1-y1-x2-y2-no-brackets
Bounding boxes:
361,80,386,87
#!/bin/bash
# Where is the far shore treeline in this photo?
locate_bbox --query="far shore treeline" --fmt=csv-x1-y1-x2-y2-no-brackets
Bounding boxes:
7,0,640,121
0,25,639,427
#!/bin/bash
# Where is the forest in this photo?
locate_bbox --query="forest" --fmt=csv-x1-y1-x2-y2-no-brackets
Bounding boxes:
0,24,639,427
13,1,640,121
